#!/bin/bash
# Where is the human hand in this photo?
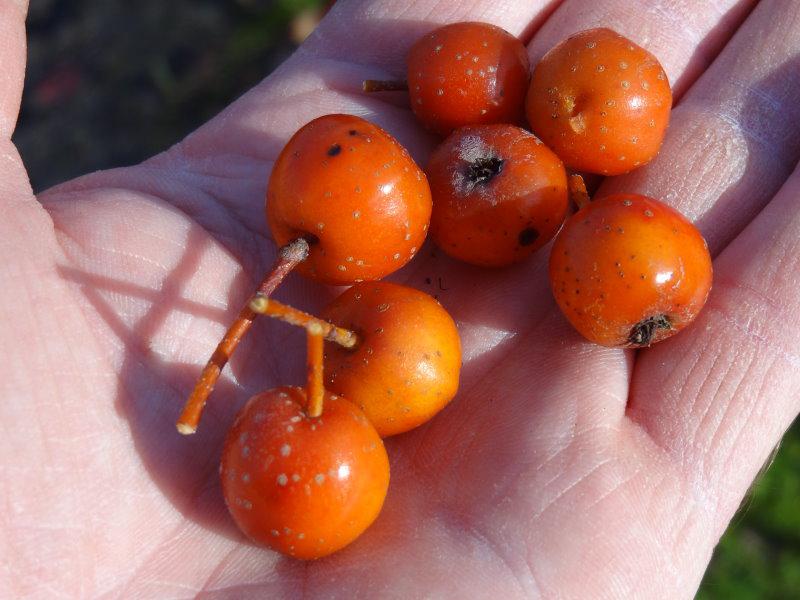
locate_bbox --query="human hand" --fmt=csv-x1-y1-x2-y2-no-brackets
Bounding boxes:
2,0,799,597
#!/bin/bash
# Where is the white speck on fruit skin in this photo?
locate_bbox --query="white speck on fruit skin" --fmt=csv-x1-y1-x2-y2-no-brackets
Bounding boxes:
277,473,288,486
298,533,305,540
286,425,294,433
241,446,250,458
315,473,325,485
290,416,301,423
272,529,280,537
280,444,291,457
436,88,444,96
292,474,301,482
241,473,251,484
264,455,274,470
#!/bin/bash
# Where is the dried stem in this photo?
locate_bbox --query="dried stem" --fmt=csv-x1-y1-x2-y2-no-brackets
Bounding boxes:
569,173,591,210
305,323,325,418
176,238,310,435
248,296,358,349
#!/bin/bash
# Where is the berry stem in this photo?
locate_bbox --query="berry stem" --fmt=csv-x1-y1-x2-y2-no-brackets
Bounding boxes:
248,296,358,349
306,322,325,418
569,173,591,209
176,238,310,435
362,79,409,93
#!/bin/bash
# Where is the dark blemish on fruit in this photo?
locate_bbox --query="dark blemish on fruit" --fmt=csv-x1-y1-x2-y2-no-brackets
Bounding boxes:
438,277,449,291
466,156,505,185
349,130,358,136
628,314,672,346
328,144,342,156
425,277,432,285
518,227,539,246
303,233,321,246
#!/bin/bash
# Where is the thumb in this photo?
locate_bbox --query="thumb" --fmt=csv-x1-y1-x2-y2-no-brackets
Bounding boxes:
0,0,27,140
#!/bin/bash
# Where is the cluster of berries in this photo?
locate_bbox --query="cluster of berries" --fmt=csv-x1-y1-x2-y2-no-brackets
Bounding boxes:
176,22,713,560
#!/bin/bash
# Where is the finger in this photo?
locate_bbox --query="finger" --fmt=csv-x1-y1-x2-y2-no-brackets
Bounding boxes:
0,0,26,139
628,158,800,535
527,0,755,99
601,0,800,254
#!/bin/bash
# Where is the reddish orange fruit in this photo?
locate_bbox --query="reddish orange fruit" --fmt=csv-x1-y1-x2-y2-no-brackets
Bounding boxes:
549,194,712,347
221,386,390,559
267,114,432,285
321,282,461,437
526,28,671,175
426,124,568,266
407,22,530,135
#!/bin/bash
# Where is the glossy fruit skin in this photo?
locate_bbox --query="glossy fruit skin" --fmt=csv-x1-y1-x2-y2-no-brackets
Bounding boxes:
526,28,671,175
549,194,712,347
408,22,530,135
321,282,461,437
221,386,389,559
267,114,432,285
427,124,569,267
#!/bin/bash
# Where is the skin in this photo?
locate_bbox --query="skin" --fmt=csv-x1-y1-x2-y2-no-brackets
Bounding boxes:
527,28,672,175
2,0,800,598
221,387,389,559
427,123,568,266
408,22,530,135
322,281,462,437
550,194,712,347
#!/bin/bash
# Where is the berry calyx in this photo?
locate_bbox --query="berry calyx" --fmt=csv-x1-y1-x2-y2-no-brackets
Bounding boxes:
526,28,671,175
549,193,712,347
426,124,569,267
267,114,431,284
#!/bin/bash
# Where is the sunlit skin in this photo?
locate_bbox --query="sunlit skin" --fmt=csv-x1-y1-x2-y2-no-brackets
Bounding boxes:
221,387,389,560
526,28,672,175
406,22,530,135
321,282,461,437
427,124,568,267
267,114,432,285
550,194,713,347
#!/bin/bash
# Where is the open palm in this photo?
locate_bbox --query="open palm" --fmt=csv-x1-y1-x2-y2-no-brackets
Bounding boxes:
3,0,800,598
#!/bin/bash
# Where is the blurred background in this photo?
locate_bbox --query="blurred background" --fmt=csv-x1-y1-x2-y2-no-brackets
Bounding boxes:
13,1,799,597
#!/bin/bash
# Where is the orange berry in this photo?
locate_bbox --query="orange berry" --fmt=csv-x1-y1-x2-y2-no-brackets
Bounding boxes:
526,28,671,175
267,114,432,284
221,386,389,559
407,22,530,135
427,124,568,266
549,194,712,347
322,282,461,437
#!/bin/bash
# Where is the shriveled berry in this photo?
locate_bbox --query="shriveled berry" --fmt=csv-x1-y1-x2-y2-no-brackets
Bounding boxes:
221,386,389,559
549,194,712,347
407,22,530,135
427,124,568,267
267,114,431,285
526,28,671,175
